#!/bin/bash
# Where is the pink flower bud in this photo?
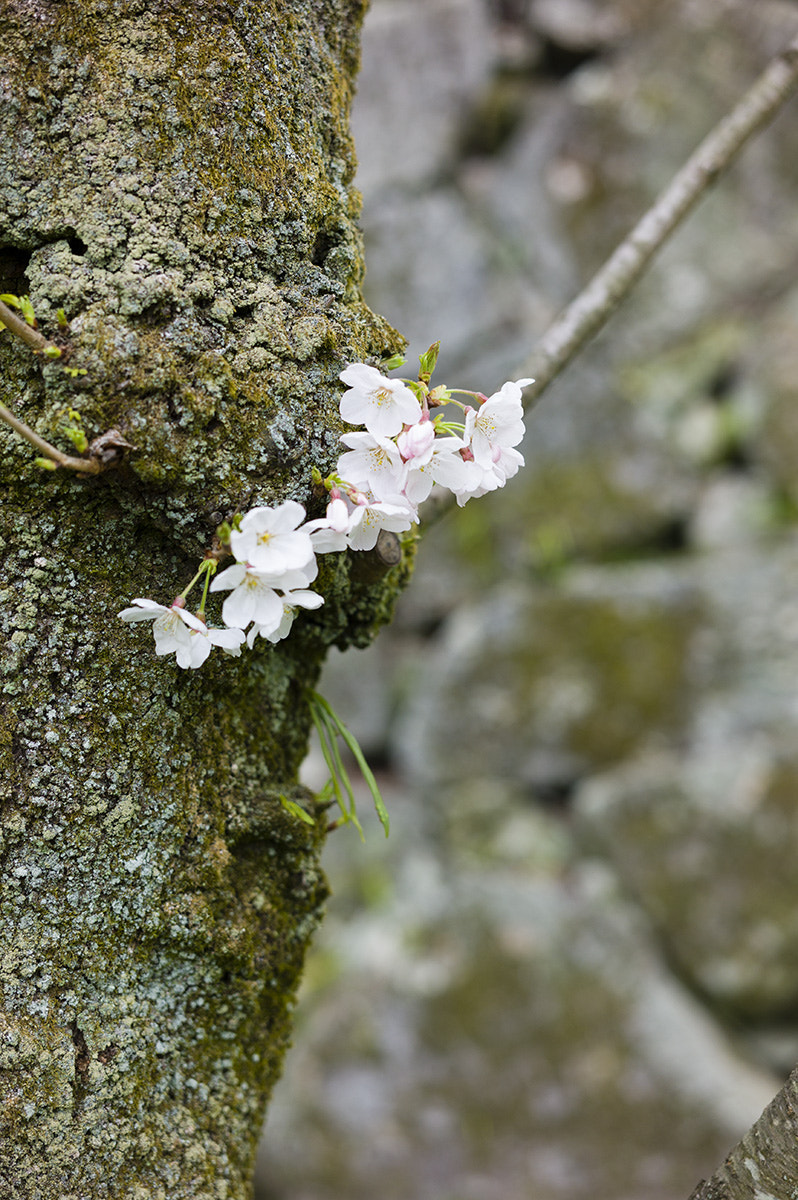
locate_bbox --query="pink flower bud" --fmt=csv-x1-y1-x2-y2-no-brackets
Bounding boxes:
327,496,350,532
397,416,435,462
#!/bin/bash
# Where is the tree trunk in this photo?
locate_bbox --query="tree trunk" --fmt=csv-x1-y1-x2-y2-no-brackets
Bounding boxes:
0,3,406,1196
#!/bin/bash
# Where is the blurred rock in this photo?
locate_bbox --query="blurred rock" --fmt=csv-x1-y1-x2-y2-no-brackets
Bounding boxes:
351,0,495,197
577,744,798,1020
393,567,704,793
256,832,777,1200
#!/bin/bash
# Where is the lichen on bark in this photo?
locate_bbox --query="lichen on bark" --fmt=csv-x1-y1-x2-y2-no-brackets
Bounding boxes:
0,3,409,1196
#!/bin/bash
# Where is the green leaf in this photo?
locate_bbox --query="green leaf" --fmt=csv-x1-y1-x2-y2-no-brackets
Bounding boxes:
19,296,36,327
308,694,365,840
308,691,389,838
278,795,316,826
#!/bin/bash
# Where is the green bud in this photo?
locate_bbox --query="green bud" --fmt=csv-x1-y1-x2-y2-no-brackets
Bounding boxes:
418,341,441,382
216,520,233,545
43,345,62,359
56,308,68,328
19,296,36,327
381,352,406,371
65,427,88,453
34,457,58,471
311,465,323,486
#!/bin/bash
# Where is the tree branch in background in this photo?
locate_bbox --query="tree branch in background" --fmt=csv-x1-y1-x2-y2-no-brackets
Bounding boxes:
422,31,798,525
521,31,798,407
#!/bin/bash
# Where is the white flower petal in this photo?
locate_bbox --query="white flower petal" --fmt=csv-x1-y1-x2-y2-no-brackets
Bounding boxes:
118,598,169,623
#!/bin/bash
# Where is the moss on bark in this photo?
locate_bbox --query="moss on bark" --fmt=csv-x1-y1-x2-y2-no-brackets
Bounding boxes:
0,3,409,1195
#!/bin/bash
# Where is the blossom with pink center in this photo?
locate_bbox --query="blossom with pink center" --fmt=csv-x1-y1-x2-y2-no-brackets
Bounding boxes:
339,363,422,438
209,564,284,631
346,497,417,552
337,431,406,498
402,436,470,506
467,378,532,469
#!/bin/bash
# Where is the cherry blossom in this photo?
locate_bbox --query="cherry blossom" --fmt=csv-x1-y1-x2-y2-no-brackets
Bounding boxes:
339,363,422,438
346,497,417,552
466,378,531,469
209,564,285,631
246,589,325,648
230,501,314,574
397,414,435,463
118,598,244,669
336,431,406,498
119,350,533,672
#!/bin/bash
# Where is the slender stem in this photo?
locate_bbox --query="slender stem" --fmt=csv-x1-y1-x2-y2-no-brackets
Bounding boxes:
420,32,798,528
197,561,217,616
0,298,61,357
0,402,101,473
179,560,214,604
521,32,798,408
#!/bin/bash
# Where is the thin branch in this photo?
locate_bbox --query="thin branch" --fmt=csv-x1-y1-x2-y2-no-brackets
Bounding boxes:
0,297,61,358
421,32,798,526
521,32,798,407
0,402,101,474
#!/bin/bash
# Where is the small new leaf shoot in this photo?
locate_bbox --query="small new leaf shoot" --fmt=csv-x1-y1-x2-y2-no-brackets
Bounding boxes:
278,794,316,826
19,296,37,327
62,408,89,453
381,352,406,371
418,340,440,383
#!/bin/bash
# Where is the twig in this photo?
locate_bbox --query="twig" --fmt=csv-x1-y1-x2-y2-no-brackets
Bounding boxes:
521,32,798,407
422,32,798,525
0,402,101,473
0,297,61,358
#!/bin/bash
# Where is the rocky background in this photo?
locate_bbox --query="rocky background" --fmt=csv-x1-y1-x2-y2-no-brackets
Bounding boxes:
256,2,798,1197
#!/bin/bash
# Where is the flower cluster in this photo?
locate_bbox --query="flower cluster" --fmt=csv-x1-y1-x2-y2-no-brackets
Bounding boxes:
316,350,532,550
119,345,531,668
119,500,325,663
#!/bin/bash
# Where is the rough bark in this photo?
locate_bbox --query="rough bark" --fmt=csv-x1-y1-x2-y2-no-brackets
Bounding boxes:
689,1065,798,1199
0,2,409,1197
